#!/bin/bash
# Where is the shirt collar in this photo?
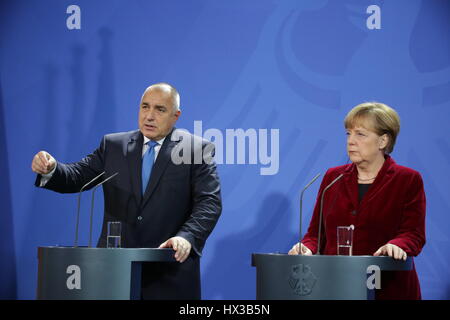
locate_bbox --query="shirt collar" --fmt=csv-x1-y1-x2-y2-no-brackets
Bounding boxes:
143,135,165,146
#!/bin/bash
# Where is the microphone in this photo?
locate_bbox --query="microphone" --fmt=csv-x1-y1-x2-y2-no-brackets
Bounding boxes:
74,171,105,247
88,172,119,248
317,173,344,255
299,173,321,243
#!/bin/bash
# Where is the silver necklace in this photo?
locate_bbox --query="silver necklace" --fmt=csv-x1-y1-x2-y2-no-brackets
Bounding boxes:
358,175,376,181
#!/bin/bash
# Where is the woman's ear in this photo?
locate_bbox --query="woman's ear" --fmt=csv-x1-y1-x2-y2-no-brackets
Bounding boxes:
379,134,388,150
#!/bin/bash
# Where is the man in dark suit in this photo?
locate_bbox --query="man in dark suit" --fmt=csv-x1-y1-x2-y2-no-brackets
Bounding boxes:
31,83,222,299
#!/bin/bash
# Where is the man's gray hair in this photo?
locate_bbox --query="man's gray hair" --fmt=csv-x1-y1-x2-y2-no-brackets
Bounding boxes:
143,82,180,112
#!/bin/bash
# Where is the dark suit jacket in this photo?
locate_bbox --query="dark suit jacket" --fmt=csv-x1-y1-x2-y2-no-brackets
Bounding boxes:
36,128,222,299
302,155,426,300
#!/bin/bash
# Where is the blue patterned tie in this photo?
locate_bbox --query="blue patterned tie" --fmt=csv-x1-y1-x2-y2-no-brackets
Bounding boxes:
142,140,158,194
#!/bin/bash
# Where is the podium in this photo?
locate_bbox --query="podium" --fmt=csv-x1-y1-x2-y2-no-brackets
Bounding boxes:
252,254,413,300
37,246,176,300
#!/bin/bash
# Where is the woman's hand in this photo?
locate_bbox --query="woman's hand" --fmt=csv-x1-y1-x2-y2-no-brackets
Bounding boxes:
288,242,313,255
373,243,407,260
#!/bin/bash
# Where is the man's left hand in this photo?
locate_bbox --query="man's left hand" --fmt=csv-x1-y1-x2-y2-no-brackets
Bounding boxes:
159,236,192,263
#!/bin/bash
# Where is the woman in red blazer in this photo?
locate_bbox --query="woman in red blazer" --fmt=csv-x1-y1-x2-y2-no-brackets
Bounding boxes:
289,102,426,300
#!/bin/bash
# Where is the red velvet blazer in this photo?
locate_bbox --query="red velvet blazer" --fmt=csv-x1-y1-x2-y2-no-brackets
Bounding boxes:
302,155,426,300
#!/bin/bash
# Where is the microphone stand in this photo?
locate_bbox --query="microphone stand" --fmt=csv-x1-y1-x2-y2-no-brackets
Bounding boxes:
299,173,321,243
88,172,119,248
317,173,344,255
74,172,105,247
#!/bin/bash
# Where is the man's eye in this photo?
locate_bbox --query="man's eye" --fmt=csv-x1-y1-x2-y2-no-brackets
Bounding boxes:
158,107,166,112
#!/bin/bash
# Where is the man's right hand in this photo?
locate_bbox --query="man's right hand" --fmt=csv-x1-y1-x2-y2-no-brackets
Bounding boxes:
31,151,56,175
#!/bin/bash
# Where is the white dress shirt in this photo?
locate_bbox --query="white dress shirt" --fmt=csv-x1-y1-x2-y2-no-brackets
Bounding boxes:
143,136,165,160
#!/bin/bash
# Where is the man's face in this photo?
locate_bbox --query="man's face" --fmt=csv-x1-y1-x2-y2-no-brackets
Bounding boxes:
138,88,180,140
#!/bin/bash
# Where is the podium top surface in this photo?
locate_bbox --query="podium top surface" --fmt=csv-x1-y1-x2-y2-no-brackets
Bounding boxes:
252,253,413,271
38,246,176,262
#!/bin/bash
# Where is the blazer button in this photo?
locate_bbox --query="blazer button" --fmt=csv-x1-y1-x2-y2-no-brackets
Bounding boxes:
137,216,143,221
351,210,357,215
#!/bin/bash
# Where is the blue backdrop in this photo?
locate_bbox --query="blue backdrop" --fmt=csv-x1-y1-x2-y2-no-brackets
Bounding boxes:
1,0,449,299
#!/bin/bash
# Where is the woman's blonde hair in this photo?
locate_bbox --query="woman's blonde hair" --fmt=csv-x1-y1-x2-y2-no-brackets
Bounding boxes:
344,102,400,154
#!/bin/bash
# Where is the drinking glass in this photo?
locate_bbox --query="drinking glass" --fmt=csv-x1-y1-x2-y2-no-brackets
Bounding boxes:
337,225,354,256
107,221,121,248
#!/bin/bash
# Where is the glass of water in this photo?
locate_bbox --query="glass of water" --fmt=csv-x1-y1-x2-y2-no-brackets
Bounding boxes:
107,221,121,248
337,225,354,256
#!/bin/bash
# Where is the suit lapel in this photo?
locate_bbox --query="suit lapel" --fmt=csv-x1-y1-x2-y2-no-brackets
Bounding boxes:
334,156,395,214
359,156,395,210
127,131,144,204
142,129,180,207
342,164,359,211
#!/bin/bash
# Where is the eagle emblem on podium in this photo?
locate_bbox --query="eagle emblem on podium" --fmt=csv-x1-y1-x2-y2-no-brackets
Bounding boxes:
288,264,317,296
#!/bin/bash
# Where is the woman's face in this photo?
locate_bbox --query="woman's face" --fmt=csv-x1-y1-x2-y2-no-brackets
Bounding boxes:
346,120,387,165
